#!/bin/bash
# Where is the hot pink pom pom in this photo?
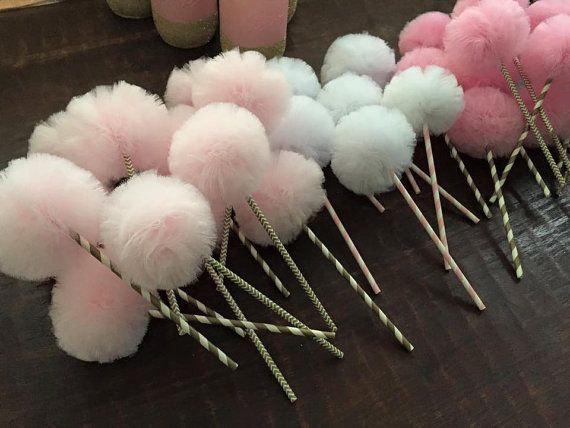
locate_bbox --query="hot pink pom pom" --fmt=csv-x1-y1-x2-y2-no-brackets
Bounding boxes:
0,154,105,281
29,82,171,187
396,47,448,74
234,151,325,246
448,86,524,159
50,252,149,363
191,50,291,131
169,103,271,208
444,0,530,74
452,0,529,18
527,0,570,30
399,12,450,55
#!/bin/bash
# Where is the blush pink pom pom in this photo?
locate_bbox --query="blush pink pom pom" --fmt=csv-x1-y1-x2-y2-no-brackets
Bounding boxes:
0,154,105,281
452,0,529,18
101,171,217,291
191,50,291,131
50,252,149,363
29,82,171,187
399,12,450,55
448,86,524,159
163,59,208,108
444,0,530,74
234,151,325,246
168,104,195,136
527,0,570,30
396,47,448,74
169,103,271,208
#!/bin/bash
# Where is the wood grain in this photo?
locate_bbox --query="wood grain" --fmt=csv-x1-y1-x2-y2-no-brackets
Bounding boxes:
0,0,568,426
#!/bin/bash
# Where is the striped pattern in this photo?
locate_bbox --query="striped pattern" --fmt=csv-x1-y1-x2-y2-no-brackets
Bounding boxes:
367,195,386,213
166,290,184,335
70,231,239,370
500,63,566,190
520,148,552,198
392,175,486,311
514,58,570,187
424,125,451,270
247,196,337,332
208,257,344,359
230,220,290,298
122,153,136,178
486,150,524,280
405,169,421,194
445,135,492,219
176,288,246,337
410,163,480,224
206,264,297,403
324,197,382,294
303,226,414,352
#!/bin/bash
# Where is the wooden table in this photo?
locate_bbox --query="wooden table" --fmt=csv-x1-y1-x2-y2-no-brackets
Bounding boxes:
1,0,568,425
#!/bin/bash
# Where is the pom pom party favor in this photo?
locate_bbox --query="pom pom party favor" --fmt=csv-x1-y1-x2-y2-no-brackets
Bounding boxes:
399,12,450,55
267,56,321,98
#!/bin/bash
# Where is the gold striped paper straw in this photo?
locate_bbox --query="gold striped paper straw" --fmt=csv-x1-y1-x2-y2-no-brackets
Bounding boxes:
405,169,421,194
324,197,382,294
444,135,492,219
367,195,386,213
424,124,451,270
486,150,524,280
69,231,239,370
392,175,486,311
247,196,337,332
303,225,414,352
208,257,344,359
230,220,291,298
409,163,480,224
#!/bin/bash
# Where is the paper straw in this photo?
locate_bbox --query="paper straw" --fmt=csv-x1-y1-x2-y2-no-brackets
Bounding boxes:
70,231,239,370
367,195,386,213
208,257,344,359
444,135,492,219
230,220,290,298
500,63,565,190
514,58,570,184
324,197,382,294
176,288,245,337
303,226,414,352
405,169,421,194
392,175,486,311
247,196,337,332
409,163,480,224
207,264,297,403
520,148,552,198
423,124,451,270
486,150,524,280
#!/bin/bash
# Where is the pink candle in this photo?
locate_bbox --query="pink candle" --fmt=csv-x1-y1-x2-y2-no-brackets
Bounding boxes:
152,0,218,48
106,0,151,19
220,0,288,58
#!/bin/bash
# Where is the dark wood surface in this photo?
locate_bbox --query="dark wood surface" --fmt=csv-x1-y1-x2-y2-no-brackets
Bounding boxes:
1,0,568,426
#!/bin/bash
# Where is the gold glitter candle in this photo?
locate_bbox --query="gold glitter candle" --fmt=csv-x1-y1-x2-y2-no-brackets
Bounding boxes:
152,0,218,48
220,0,288,59
106,0,151,19
288,0,298,22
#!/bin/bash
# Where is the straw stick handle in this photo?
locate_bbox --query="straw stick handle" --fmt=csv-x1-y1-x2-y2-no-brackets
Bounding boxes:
405,169,421,194
303,226,414,352
367,195,386,213
392,175,486,311
324,197,382,294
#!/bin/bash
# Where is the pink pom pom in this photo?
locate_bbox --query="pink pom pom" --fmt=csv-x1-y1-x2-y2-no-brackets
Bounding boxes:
101,171,217,291
50,252,149,363
444,0,530,74
448,86,524,159
0,154,105,281
396,47,448,74
521,15,570,88
399,12,450,55
29,82,171,187
446,60,508,91
169,103,271,208
527,0,570,30
191,50,291,131
168,104,195,135
234,151,325,246
452,0,529,18
163,59,208,107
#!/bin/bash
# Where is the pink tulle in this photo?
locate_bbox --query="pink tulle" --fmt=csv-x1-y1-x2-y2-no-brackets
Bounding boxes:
399,12,450,55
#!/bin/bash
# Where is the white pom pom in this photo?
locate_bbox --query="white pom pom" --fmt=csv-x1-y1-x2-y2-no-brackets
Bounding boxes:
267,56,321,98
382,66,464,135
332,105,416,195
270,96,335,167
317,73,383,123
321,33,396,87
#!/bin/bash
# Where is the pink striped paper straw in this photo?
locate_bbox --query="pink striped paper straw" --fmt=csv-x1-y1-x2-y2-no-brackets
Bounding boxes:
423,124,450,271
405,169,421,194
392,174,486,311
367,195,386,213
324,196,381,294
